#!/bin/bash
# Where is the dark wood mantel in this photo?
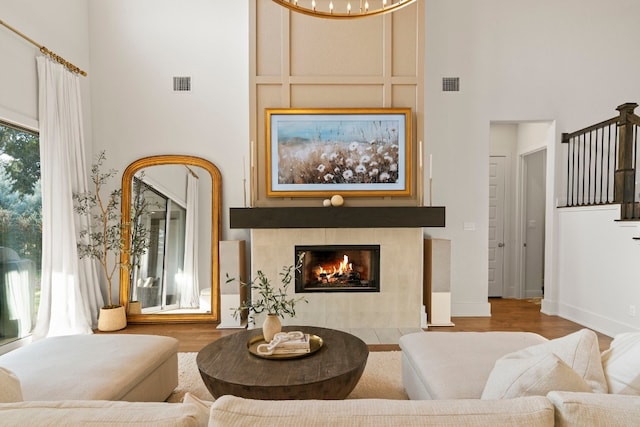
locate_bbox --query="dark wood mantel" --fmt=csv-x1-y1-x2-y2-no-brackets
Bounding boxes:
229,206,445,229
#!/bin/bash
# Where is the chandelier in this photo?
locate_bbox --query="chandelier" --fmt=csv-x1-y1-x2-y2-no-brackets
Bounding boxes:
271,0,417,19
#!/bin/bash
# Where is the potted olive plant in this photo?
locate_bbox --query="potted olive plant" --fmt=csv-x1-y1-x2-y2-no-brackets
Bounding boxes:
74,151,145,331
126,173,154,315
231,253,308,341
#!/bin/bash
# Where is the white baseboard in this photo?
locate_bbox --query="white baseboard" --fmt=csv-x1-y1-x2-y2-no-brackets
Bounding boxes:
524,290,543,299
558,302,639,338
540,298,558,315
217,320,247,329
427,321,455,327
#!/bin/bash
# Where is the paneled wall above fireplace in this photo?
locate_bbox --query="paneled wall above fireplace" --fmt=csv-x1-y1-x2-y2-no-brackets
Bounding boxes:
250,1,425,207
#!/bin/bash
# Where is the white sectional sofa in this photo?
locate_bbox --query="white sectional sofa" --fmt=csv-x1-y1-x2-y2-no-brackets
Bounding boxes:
1,329,640,426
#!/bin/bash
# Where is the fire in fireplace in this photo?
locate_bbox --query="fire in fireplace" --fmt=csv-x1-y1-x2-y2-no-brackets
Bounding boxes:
295,245,380,292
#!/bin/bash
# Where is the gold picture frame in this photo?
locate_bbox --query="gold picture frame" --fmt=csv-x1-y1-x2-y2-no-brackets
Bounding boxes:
266,108,412,198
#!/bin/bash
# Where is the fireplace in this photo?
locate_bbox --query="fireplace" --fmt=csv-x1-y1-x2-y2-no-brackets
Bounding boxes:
295,245,380,293
248,228,424,328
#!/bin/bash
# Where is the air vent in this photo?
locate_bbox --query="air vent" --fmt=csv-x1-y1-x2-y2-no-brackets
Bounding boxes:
173,76,191,92
442,77,460,92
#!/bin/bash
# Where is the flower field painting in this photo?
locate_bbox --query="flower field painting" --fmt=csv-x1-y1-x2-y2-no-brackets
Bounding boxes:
266,108,411,197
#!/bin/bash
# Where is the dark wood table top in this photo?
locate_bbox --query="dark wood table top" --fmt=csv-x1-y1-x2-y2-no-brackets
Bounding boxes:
196,325,369,400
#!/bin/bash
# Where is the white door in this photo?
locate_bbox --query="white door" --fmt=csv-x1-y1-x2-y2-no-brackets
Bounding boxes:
523,150,546,298
488,156,506,297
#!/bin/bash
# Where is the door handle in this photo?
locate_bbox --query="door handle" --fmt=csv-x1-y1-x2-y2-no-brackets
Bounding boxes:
498,243,505,248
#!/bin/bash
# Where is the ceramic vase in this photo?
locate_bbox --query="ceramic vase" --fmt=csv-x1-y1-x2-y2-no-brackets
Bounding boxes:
98,305,127,331
262,314,282,342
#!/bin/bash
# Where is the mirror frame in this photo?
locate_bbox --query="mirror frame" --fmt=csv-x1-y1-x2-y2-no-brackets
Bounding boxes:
119,155,222,323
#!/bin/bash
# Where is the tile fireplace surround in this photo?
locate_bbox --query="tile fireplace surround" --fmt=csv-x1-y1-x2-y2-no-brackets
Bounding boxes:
230,207,445,329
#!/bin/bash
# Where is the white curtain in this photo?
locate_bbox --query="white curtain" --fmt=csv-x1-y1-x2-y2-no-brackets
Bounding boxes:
33,56,104,339
179,173,200,308
1,253,35,337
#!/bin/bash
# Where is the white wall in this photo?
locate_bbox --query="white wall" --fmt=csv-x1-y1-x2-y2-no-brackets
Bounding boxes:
557,206,640,336
87,0,250,303
425,0,640,333
87,0,249,232
3,0,640,334
0,0,91,133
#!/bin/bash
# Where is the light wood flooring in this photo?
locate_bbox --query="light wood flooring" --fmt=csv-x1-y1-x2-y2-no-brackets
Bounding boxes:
105,298,613,352
431,298,612,352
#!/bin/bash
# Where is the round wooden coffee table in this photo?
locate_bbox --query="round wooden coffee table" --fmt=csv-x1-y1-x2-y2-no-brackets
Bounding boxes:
196,325,368,400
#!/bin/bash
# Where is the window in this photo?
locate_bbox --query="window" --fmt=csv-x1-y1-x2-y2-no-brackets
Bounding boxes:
0,121,41,347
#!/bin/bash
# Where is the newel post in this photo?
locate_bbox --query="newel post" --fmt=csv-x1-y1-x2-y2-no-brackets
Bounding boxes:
614,102,638,218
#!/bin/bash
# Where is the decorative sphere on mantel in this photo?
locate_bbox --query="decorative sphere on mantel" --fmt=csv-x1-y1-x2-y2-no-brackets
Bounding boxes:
330,195,344,207
323,199,332,207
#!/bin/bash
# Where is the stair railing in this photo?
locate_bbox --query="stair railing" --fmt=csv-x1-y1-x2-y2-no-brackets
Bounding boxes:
562,102,639,220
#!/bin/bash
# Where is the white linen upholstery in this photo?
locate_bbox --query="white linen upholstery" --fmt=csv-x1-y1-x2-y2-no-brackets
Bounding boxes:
399,331,548,399
0,367,22,403
183,392,213,415
485,329,607,394
547,391,640,427
208,395,555,427
601,331,640,395
481,353,592,399
0,334,178,401
0,399,208,427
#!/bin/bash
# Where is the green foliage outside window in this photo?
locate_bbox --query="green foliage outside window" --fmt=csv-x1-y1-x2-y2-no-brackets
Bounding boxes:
0,122,42,344
0,123,42,266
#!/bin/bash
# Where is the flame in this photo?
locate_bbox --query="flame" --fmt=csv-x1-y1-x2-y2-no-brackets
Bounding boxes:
338,254,352,274
313,254,353,283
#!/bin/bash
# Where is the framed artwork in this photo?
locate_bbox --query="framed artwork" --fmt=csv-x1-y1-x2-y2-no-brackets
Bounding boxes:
266,108,412,197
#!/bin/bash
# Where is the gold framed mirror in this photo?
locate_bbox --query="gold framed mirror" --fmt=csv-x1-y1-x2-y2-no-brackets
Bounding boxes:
119,155,222,323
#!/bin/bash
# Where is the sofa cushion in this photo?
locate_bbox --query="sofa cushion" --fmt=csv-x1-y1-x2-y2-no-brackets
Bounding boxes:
0,367,22,402
547,391,640,427
399,331,548,399
601,332,640,395
182,392,213,417
481,353,592,399
0,334,179,401
0,400,208,427
484,329,607,394
209,395,554,427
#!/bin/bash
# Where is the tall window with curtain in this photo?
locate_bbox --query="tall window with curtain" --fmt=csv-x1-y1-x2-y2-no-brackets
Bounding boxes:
0,122,41,347
0,20,101,342
34,56,103,339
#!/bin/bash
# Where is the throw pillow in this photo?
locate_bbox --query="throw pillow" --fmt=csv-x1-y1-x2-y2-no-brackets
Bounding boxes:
0,367,23,402
481,352,592,399
493,329,607,393
601,332,640,395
